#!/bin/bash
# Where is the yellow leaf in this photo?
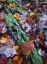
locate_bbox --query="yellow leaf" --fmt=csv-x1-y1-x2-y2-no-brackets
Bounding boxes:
9,3,17,7
29,12,34,16
14,13,22,21
0,37,8,43
13,45,19,51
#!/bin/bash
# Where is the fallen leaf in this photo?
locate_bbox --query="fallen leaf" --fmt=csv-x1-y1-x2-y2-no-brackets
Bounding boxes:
39,32,44,40
17,57,23,64
0,37,8,43
14,13,22,21
17,48,22,55
13,45,19,51
9,3,17,7
4,46,17,57
20,40,34,55
13,56,19,61
29,34,37,40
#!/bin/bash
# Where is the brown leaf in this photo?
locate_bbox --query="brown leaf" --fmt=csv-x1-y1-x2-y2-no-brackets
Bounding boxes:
38,39,47,48
13,62,17,64
13,56,23,64
29,34,37,40
39,32,44,40
17,48,22,55
17,57,23,64
13,56,19,61
20,40,34,55
42,57,47,64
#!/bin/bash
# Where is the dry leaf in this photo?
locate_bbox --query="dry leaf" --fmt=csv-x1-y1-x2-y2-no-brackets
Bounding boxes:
20,40,34,55
13,45,19,51
38,39,47,48
17,48,22,55
0,37,8,43
39,32,44,40
13,56,23,64
29,12,34,16
29,34,37,40
9,3,17,7
17,57,23,64
27,12,35,19
0,33,10,44
14,13,22,21
13,56,19,61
